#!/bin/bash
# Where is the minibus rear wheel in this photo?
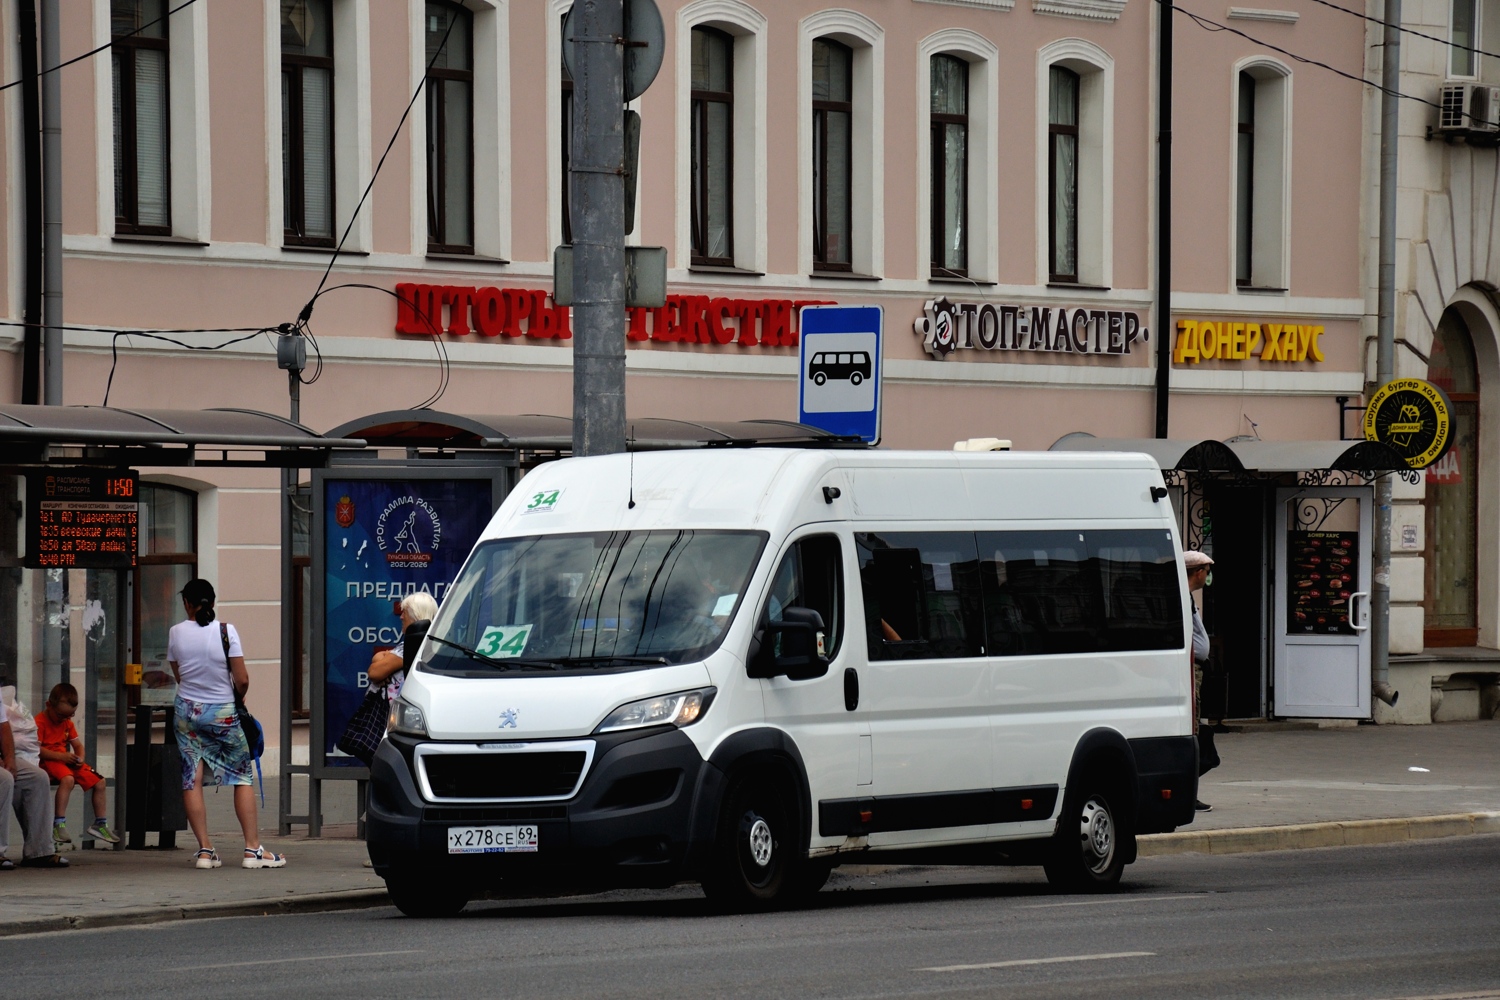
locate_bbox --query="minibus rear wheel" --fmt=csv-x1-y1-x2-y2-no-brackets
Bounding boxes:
701,773,795,910
386,871,469,918
1043,774,1128,893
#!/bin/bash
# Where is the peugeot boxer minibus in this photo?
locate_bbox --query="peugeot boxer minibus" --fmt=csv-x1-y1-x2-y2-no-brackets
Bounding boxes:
366,448,1199,916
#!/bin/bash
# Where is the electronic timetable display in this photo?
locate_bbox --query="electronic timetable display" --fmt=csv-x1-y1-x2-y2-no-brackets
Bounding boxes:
24,469,139,569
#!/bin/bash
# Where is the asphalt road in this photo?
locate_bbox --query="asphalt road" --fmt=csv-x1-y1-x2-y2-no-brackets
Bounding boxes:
4,836,1498,1000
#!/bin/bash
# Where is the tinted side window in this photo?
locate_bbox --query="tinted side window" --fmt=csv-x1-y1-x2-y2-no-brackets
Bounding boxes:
1095,529,1183,651
978,529,1183,655
765,534,844,659
979,531,1099,655
856,532,984,660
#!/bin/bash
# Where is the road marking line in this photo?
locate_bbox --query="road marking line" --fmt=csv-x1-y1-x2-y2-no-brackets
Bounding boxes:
167,949,419,972
917,951,1155,973
1022,893,1209,909
1384,993,1500,1000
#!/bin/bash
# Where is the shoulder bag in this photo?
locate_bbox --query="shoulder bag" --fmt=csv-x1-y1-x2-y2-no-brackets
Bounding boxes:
221,623,264,759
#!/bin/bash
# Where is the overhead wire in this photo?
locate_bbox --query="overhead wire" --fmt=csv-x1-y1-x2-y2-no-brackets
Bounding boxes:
1173,4,1492,126
1297,0,1500,64
0,0,204,94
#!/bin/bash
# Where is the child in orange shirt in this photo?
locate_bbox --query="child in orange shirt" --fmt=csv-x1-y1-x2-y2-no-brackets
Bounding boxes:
36,683,120,845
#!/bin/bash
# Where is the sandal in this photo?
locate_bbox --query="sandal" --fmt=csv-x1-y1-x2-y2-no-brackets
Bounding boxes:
242,846,287,869
194,848,222,870
21,853,69,868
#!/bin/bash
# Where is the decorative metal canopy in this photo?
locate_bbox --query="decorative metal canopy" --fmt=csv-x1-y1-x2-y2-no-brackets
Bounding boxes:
0,404,366,468
324,411,867,452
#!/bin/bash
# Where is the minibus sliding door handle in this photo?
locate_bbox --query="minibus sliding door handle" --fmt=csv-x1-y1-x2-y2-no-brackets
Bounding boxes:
844,667,859,711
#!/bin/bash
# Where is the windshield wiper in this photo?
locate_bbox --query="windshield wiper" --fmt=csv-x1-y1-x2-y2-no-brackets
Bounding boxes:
427,634,519,670
556,654,671,667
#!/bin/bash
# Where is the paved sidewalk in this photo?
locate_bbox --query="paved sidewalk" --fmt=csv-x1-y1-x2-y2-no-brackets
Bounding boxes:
0,720,1495,935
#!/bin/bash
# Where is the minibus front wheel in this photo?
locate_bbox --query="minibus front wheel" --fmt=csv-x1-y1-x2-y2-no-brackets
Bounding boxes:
701,772,797,910
385,867,469,918
1043,774,1129,892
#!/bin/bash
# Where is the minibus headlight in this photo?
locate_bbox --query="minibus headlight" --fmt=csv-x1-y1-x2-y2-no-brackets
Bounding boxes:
596,688,716,734
389,697,428,737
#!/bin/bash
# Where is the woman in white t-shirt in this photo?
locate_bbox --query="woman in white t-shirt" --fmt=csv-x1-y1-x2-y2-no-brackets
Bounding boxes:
168,578,286,871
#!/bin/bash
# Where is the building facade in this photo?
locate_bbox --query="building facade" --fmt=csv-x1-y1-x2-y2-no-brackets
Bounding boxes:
0,0,1429,782
1368,0,1500,721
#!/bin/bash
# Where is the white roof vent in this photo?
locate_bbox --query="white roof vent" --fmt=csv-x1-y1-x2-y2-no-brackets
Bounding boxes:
953,437,1013,452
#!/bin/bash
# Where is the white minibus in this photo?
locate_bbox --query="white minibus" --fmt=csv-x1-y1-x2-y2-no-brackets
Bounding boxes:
367,448,1199,916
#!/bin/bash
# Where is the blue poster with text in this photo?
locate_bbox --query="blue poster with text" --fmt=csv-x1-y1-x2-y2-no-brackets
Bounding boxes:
323,478,492,764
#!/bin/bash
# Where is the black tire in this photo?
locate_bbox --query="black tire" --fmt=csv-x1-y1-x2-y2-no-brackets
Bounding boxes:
814,372,827,386
701,773,796,911
849,372,863,386
386,870,468,917
789,858,833,899
1043,773,1129,893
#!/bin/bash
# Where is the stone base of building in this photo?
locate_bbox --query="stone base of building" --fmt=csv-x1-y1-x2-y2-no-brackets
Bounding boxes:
1374,649,1500,724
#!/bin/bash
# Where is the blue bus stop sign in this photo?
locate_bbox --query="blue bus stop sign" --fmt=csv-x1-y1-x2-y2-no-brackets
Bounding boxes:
798,305,883,444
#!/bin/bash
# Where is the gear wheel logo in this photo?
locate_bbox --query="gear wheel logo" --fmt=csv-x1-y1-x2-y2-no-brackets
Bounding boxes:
914,297,960,358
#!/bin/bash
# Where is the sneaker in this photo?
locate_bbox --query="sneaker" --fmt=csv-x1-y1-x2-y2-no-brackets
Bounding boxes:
52,822,72,846
1195,800,1213,812
242,846,288,869
85,821,121,845
194,848,222,869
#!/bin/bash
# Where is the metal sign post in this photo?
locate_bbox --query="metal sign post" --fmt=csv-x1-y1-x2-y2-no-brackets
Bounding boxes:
798,305,885,445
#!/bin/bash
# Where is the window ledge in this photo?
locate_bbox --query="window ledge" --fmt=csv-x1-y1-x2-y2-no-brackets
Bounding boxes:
1046,282,1111,292
111,234,209,248
809,271,882,281
930,275,998,286
282,245,370,257
426,252,510,265
916,0,1015,9
688,264,765,277
1236,285,1289,294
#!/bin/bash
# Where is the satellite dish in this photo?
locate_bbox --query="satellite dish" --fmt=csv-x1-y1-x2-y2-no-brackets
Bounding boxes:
562,0,664,103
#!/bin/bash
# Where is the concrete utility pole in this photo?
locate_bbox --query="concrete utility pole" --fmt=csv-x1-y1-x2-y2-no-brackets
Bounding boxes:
41,0,63,405
1371,0,1401,708
569,0,628,457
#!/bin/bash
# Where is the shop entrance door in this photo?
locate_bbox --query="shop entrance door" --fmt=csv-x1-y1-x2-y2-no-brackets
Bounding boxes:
1273,487,1372,718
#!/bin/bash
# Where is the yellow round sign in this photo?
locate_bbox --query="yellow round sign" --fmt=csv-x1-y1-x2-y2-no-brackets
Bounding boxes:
1362,378,1452,469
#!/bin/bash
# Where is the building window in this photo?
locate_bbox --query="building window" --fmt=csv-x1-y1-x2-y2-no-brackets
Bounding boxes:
1234,66,1289,290
1425,308,1480,646
691,27,734,265
1235,72,1255,287
1450,0,1479,77
930,54,968,277
112,0,170,235
282,0,334,247
132,485,197,708
1048,66,1079,283
426,1,472,254
812,38,853,271
560,13,573,246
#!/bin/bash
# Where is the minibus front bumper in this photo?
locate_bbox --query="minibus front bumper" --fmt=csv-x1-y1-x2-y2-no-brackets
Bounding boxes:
366,727,714,888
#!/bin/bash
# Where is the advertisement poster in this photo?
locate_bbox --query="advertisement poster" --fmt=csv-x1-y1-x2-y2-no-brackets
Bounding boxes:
323,477,493,765
1286,531,1359,635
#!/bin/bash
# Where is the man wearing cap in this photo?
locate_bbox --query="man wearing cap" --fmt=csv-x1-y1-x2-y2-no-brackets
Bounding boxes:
1184,550,1216,812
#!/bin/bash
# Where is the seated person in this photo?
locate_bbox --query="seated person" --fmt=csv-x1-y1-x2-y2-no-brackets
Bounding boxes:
36,683,119,846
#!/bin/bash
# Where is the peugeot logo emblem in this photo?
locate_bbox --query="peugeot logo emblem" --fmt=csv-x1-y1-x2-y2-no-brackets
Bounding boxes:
499,709,519,729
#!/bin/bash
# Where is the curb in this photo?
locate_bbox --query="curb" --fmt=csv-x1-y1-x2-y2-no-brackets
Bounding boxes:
5,814,1497,936
1138,811,1500,858
0,888,391,939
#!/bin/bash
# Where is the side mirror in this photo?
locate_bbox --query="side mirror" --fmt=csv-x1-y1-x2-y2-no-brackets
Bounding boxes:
747,607,831,680
402,619,431,672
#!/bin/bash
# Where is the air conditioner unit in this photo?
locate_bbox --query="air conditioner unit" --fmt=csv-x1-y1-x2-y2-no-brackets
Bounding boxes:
1438,83,1471,132
1438,82,1500,134
1470,85,1500,133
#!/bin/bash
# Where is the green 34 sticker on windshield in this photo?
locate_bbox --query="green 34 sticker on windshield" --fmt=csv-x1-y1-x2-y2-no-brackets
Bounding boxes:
522,489,563,513
477,624,534,658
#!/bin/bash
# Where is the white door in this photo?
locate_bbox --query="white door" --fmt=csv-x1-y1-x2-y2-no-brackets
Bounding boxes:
1273,487,1372,718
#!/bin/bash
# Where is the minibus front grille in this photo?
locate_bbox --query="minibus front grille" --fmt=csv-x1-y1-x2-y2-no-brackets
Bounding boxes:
423,805,568,823
421,751,588,800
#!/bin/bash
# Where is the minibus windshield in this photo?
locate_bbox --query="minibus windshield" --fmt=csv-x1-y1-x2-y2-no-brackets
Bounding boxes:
422,529,768,674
